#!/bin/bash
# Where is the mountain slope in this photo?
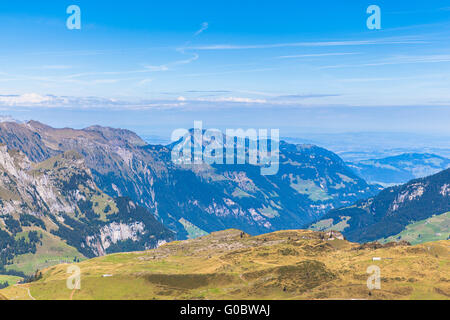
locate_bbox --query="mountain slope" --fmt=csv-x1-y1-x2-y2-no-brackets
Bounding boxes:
381,212,450,245
348,153,450,186
310,169,450,243
0,120,380,238
1,229,448,300
0,146,174,274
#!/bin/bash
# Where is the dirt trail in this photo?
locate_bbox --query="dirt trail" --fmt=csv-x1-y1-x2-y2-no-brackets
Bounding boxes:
70,289,76,300
13,285,36,300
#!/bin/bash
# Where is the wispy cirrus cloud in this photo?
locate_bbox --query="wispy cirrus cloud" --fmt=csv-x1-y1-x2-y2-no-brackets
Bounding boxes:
0,52,200,87
28,65,73,70
144,53,199,72
194,22,209,36
179,67,276,78
320,54,450,69
181,37,426,51
277,52,360,59
56,53,200,79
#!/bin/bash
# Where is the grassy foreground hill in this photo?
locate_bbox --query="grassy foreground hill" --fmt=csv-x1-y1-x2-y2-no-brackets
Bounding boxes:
0,229,448,300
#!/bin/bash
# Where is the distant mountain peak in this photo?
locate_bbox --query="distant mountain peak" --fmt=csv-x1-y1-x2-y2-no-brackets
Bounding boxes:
84,125,148,147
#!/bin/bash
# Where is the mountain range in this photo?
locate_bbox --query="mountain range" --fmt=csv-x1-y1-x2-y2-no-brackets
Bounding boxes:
0,120,383,273
0,120,380,237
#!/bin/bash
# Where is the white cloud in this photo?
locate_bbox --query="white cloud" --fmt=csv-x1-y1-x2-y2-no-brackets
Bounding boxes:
0,93,270,109
196,96,267,104
0,93,191,110
0,93,54,106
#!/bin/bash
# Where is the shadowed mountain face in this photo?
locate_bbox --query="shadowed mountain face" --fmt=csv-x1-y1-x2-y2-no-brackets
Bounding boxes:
348,153,450,187
310,168,450,243
0,120,380,239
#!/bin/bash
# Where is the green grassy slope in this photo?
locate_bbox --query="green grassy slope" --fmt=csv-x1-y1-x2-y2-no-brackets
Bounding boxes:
0,275,23,286
6,229,85,275
382,212,450,245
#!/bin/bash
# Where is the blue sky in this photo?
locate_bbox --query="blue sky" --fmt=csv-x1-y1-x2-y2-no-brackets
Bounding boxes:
0,0,450,139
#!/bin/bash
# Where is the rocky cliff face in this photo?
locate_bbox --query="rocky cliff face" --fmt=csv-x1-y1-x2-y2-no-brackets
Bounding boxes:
86,222,145,256
0,145,174,263
0,146,85,217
